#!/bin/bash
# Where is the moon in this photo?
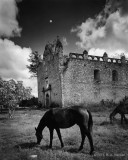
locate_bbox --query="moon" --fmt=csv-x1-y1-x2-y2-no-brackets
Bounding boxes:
49,20,53,23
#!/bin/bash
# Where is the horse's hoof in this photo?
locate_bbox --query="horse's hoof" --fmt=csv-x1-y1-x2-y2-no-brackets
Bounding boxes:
48,145,52,149
89,149,94,155
125,120,128,124
61,144,64,148
78,147,83,151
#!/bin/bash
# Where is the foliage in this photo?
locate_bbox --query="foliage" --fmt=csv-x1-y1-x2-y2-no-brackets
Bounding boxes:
26,37,63,77
27,51,42,77
19,97,42,108
0,77,32,108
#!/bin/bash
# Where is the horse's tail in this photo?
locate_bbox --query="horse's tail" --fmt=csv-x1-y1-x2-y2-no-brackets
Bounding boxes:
87,110,93,133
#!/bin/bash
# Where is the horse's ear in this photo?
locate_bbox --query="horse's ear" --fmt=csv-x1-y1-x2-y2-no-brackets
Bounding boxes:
35,127,37,131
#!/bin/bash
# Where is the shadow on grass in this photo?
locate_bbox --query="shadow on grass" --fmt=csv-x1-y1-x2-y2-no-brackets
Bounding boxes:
15,142,37,149
40,145,54,150
0,111,8,115
0,117,7,121
119,123,128,130
66,147,78,153
41,145,79,153
15,142,53,151
66,147,89,154
100,121,110,126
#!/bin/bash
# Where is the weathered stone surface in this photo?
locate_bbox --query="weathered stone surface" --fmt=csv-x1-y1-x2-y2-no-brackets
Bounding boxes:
38,46,128,108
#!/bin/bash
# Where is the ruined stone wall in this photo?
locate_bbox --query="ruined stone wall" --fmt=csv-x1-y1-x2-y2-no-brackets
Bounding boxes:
38,45,128,108
37,63,44,104
62,53,128,106
38,53,62,107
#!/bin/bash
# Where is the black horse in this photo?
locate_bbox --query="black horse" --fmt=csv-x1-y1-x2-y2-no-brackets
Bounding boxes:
35,105,94,155
110,101,128,124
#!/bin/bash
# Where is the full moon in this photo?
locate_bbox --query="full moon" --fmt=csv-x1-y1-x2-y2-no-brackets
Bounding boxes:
49,20,53,23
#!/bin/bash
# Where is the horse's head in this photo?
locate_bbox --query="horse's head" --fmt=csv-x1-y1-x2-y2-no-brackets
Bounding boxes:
35,127,43,144
109,104,118,124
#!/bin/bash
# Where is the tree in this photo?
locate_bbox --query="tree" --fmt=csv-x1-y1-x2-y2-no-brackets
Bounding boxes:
27,51,41,77
0,77,33,108
0,77,5,106
15,81,32,102
26,37,63,77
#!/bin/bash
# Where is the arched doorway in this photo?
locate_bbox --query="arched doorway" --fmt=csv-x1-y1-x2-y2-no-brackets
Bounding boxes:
45,93,50,107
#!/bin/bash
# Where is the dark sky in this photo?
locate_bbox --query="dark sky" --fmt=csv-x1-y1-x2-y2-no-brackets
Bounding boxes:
12,0,106,54
0,0,127,96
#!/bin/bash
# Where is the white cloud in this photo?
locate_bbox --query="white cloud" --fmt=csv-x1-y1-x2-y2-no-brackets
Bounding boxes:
88,48,127,59
0,0,22,37
0,39,37,96
72,0,128,58
0,0,37,97
88,48,106,57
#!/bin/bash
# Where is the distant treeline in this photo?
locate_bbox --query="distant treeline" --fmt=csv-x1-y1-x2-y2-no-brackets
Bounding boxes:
19,97,42,108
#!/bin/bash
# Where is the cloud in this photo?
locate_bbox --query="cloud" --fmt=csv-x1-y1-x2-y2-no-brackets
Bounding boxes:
0,0,37,96
0,39,37,96
88,48,128,59
0,0,22,37
106,0,128,16
72,0,128,57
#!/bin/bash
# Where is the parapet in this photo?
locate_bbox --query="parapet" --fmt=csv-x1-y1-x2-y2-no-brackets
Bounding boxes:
69,51,128,64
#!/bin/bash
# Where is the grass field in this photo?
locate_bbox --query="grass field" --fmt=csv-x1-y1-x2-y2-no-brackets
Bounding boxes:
0,107,128,160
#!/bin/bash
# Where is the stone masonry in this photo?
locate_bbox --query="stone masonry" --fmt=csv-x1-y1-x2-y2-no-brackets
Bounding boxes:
38,39,128,108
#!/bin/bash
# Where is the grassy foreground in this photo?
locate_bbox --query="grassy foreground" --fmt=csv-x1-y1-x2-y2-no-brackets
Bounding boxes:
0,108,128,160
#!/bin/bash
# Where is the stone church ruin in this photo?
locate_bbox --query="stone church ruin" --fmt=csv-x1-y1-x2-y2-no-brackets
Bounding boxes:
37,38,128,108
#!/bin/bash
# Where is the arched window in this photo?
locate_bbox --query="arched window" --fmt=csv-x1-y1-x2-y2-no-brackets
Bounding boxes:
112,70,118,81
94,69,100,82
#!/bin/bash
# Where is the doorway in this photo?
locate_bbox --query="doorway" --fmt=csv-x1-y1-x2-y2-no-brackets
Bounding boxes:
45,93,50,107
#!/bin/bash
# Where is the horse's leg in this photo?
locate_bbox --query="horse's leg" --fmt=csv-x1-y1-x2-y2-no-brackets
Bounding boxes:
78,125,86,151
8,109,11,118
79,124,94,154
86,131,94,155
123,114,128,124
121,114,124,124
55,128,64,148
49,128,54,148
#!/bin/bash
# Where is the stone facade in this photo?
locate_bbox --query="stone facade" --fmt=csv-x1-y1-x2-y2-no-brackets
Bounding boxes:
38,40,128,108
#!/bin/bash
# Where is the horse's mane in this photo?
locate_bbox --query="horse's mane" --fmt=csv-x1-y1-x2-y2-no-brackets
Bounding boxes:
116,96,128,110
119,97,128,104
49,102,60,108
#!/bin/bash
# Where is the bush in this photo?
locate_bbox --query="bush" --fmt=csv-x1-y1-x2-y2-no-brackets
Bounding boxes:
49,102,60,108
19,97,39,107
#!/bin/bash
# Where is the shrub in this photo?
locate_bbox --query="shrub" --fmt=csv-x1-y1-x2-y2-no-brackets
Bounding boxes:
19,97,39,107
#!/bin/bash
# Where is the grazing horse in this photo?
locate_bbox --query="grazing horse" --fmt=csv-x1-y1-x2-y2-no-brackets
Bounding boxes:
110,101,128,124
35,105,94,155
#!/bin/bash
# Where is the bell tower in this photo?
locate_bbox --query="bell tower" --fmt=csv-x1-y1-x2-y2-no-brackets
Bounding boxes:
38,36,64,108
